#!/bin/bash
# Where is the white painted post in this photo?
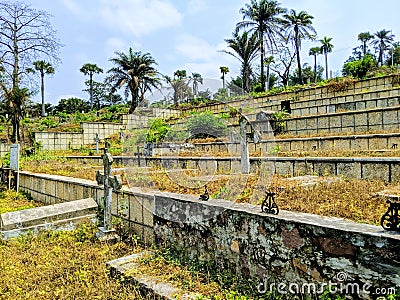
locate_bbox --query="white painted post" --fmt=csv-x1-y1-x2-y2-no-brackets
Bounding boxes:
9,144,20,192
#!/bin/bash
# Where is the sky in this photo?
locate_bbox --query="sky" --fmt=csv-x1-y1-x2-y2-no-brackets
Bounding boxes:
20,0,400,105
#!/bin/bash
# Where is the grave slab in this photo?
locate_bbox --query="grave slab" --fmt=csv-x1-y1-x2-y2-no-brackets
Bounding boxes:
0,198,97,238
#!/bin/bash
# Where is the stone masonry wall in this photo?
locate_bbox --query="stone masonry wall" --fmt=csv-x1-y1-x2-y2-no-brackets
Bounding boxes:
154,194,400,299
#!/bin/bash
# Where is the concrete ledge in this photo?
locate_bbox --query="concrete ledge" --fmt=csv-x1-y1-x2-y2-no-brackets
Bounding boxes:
107,251,197,300
0,198,98,231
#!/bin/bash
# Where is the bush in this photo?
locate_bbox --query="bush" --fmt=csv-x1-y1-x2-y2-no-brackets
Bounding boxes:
342,54,377,79
186,111,227,139
146,118,170,143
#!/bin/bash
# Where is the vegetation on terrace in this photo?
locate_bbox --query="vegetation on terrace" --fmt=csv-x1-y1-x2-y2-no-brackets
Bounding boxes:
16,153,392,226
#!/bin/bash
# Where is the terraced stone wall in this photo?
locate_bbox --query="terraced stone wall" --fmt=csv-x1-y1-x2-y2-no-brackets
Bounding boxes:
154,194,400,299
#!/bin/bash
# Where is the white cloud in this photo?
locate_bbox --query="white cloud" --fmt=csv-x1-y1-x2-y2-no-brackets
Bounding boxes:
105,37,130,56
99,0,183,37
186,0,207,15
176,34,218,61
60,0,83,16
174,34,240,79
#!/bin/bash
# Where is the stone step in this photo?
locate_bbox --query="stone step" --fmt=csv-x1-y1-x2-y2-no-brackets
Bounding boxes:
107,251,198,300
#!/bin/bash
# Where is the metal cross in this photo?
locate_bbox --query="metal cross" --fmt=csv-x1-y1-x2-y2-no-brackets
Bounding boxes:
96,142,122,231
134,145,142,167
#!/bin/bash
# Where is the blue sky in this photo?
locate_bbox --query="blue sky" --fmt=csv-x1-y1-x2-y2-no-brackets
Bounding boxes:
23,0,400,105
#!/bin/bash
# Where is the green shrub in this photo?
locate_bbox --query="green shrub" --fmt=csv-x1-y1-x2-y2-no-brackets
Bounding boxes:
186,111,227,139
342,54,377,79
146,118,170,143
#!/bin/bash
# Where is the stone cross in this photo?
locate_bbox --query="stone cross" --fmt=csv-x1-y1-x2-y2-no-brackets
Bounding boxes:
239,116,260,174
96,142,122,231
94,133,100,154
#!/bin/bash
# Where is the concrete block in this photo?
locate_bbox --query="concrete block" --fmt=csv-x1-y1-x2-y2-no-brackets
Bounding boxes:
362,163,389,182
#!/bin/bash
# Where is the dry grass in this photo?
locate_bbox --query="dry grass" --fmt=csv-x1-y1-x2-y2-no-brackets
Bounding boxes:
0,223,144,300
21,158,392,225
0,190,41,214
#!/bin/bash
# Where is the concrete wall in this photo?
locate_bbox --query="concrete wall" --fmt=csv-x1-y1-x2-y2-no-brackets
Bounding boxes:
154,194,400,299
181,75,400,115
34,122,123,151
65,155,400,183
283,106,400,135
81,122,123,145
0,143,9,158
193,133,400,154
34,132,83,150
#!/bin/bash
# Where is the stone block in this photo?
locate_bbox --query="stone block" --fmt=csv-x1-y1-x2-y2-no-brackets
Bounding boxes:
314,162,336,176
329,115,341,129
337,162,361,178
350,137,368,151
368,111,382,126
362,163,389,182
275,161,293,176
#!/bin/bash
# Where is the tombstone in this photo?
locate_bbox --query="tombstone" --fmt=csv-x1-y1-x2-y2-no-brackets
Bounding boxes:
96,142,122,235
9,144,20,191
94,133,100,154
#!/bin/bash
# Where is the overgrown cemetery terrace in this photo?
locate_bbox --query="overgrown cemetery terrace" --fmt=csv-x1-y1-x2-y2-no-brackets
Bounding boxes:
1,74,400,299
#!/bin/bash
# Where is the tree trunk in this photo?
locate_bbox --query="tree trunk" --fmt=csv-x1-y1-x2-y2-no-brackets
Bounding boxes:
295,29,303,85
41,71,45,117
324,51,329,80
260,32,265,92
313,55,317,83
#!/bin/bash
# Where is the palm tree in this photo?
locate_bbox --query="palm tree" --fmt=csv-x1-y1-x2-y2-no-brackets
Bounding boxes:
237,0,286,92
221,28,259,92
282,9,316,85
27,61,54,117
370,29,395,66
163,75,191,106
0,84,31,142
358,32,374,56
106,48,161,113
219,66,229,89
319,36,334,80
80,63,103,109
309,47,321,83
190,73,203,97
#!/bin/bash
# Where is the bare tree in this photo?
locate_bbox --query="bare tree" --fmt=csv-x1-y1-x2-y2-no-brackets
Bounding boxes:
270,42,296,87
0,1,61,141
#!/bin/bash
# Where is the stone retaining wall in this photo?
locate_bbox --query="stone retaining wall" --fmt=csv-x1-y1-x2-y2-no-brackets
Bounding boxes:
283,106,400,135
181,75,399,115
34,132,83,150
193,133,400,153
154,194,400,299
66,155,400,183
